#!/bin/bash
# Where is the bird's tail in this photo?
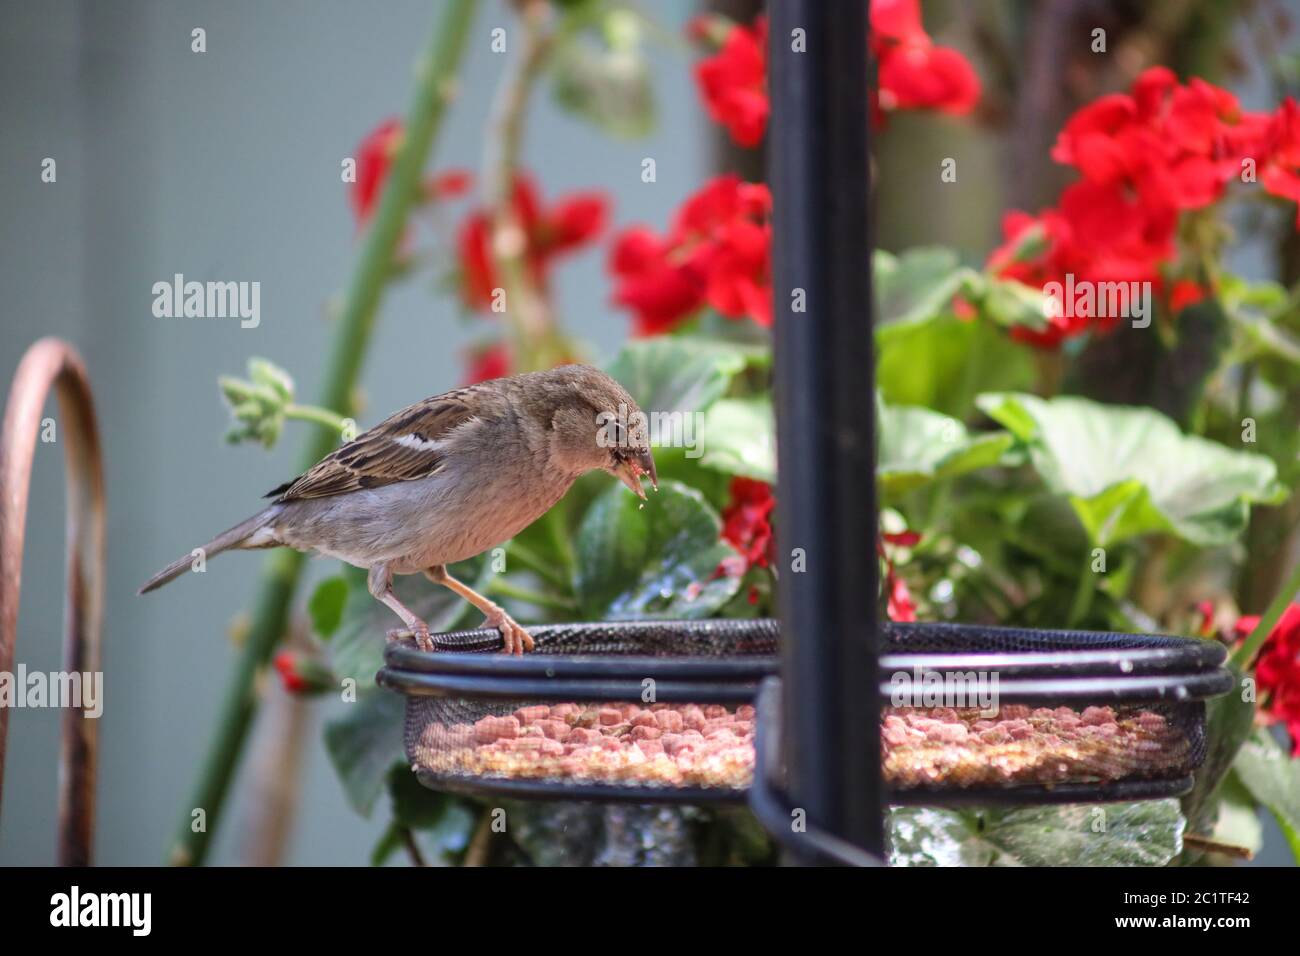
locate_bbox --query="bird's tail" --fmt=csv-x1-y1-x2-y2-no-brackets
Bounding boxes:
138,505,282,594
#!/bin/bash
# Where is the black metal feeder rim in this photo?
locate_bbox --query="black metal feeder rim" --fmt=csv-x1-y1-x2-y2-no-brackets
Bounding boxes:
378,662,1231,705
876,644,1226,675
376,668,763,704
884,776,1198,807
414,770,748,805
878,669,1233,704
384,642,777,680
384,644,1223,681
385,618,1227,680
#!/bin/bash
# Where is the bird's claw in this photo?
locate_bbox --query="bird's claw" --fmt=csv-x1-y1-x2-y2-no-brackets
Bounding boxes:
483,609,534,655
387,624,434,652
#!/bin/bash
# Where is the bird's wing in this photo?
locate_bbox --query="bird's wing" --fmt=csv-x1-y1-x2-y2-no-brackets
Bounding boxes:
267,388,489,501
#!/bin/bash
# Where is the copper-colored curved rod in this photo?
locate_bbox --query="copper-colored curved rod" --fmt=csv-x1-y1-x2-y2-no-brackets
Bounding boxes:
0,338,106,865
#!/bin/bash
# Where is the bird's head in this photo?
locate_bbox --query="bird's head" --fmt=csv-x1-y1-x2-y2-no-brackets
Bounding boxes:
543,365,657,498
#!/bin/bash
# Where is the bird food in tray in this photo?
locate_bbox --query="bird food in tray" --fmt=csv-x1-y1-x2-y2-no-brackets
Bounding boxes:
408,698,757,793
377,620,1233,802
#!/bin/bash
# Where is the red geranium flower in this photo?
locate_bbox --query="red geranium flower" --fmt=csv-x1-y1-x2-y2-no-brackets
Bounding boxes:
350,118,404,224
1168,279,1209,314
691,2,980,146
870,0,980,117
1262,98,1300,225
694,15,769,147
272,650,333,696
877,529,920,622
426,168,473,201
984,66,1281,347
719,477,776,572
610,175,772,333
609,227,708,335
887,575,918,622
456,174,609,312
876,42,980,115
462,341,511,385
1249,604,1300,755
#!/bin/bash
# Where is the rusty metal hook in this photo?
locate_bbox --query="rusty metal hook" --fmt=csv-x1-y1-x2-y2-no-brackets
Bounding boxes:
0,338,106,865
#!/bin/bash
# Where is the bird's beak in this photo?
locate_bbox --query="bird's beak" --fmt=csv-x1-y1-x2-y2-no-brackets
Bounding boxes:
639,449,658,492
614,450,657,500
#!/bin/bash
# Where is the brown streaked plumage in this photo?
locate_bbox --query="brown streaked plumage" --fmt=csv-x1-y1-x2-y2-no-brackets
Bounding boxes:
140,365,657,654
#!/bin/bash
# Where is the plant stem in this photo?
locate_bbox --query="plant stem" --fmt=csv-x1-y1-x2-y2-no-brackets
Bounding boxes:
400,827,428,867
484,0,573,371
167,0,479,867
488,577,576,611
283,403,349,433
1066,549,1095,627
1180,833,1253,860
504,539,569,589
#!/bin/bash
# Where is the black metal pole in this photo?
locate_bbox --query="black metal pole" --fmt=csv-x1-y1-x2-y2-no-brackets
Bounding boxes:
769,1,882,860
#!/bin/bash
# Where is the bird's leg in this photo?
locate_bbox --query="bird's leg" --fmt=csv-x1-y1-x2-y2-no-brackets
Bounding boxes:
368,563,433,651
424,564,535,655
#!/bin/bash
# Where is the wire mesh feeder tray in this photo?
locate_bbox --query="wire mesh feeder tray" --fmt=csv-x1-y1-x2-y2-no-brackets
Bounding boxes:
379,620,778,803
376,619,1233,805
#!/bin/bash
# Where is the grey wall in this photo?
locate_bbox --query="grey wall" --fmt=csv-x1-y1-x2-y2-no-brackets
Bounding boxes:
0,0,702,865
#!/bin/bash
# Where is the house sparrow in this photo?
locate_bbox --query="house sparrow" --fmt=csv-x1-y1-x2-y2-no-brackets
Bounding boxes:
140,365,656,654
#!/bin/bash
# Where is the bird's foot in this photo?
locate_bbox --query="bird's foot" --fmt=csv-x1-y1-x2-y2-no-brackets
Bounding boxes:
482,608,534,656
386,624,434,652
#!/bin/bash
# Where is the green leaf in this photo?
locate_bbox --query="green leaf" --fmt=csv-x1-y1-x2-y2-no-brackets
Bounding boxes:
1232,732,1300,863
384,765,477,864
1209,771,1264,860
574,478,742,620
323,691,407,816
887,807,996,866
370,823,405,867
978,392,1288,546
889,801,1185,867
605,337,757,420
308,576,349,639
982,801,1185,866
698,397,775,483
874,247,972,327
968,276,1053,333
878,402,1012,498
876,311,1034,418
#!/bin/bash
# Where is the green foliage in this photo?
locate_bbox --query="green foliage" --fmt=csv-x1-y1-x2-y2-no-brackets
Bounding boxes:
698,397,775,483
605,336,762,417
371,766,477,866
551,7,656,139
875,248,975,327
878,401,1013,499
1232,732,1300,863
874,249,1035,417
308,576,349,639
323,691,407,816
979,392,1287,547
575,479,741,619
888,801,1185,867
218,357,295,446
